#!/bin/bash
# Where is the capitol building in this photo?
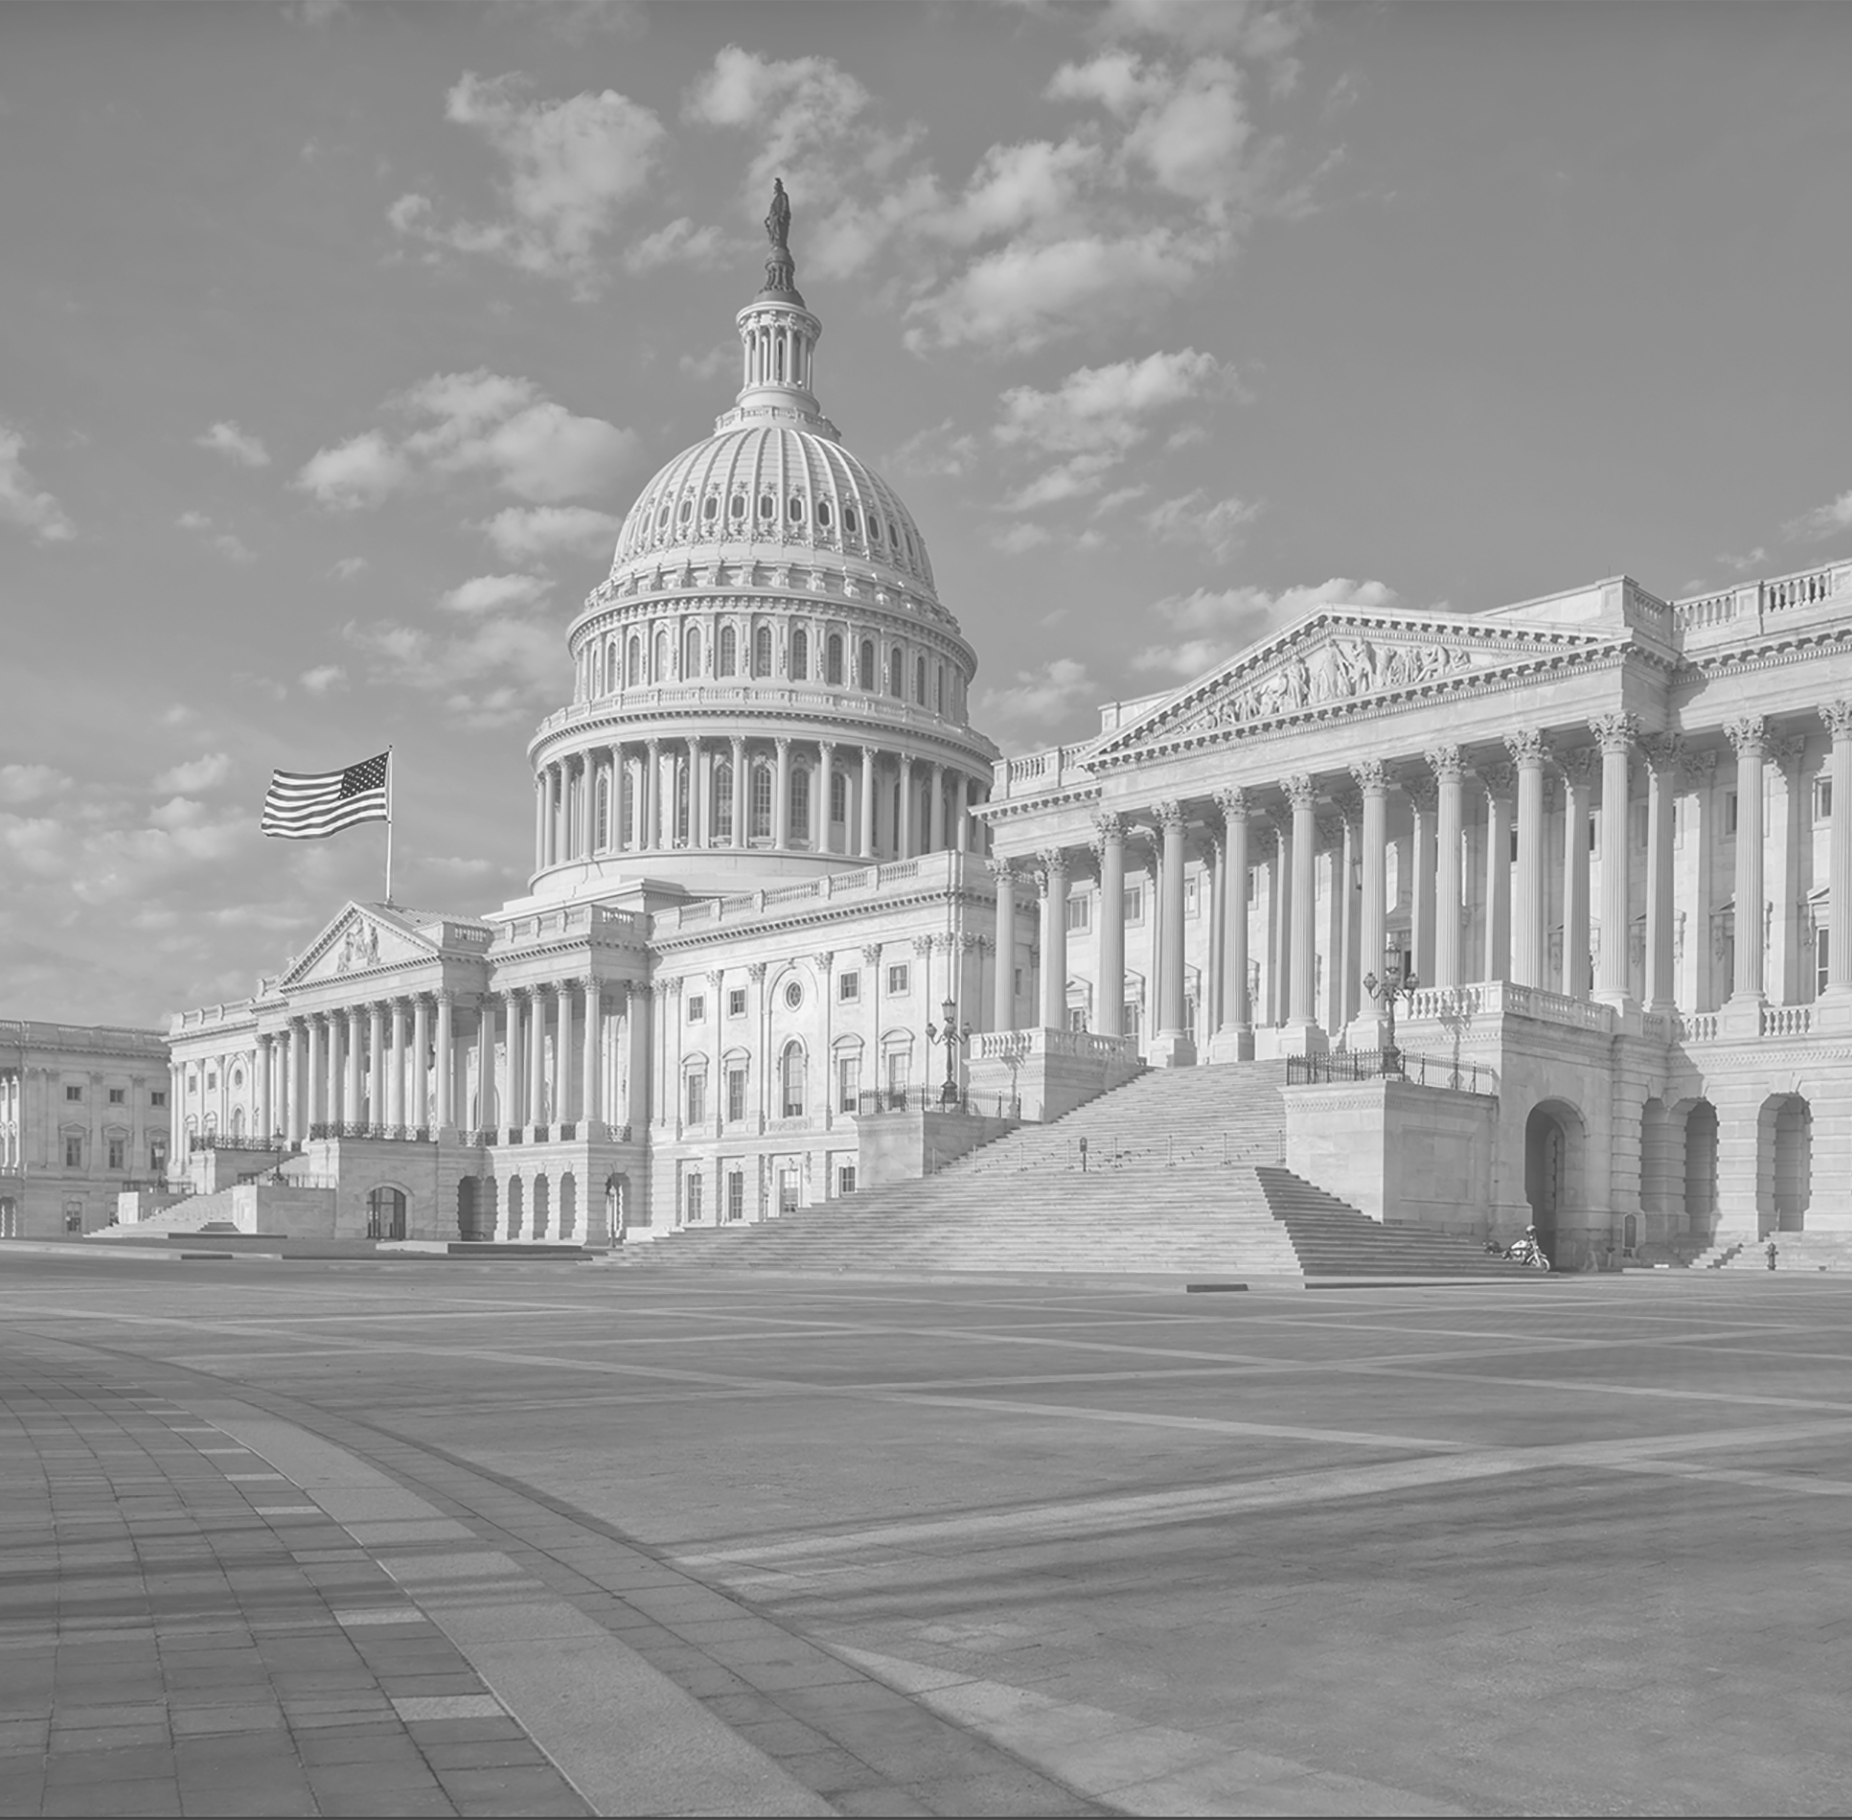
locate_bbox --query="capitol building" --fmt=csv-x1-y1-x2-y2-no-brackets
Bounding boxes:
154,203,1852,1272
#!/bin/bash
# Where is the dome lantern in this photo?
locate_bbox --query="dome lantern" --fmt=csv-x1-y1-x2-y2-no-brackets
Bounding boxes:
724,179,832,437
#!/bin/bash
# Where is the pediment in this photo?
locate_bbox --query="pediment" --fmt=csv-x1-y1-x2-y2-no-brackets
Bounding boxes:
283,902,441,988
1092,609,1618,765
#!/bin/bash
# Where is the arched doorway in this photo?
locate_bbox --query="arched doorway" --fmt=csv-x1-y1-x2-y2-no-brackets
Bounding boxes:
506,1175,524,1241
1760,1094,1812,1235
532,1173,551,1241
1524,1100,1584,1266
604,1172,628,1244
558,1172,577,1241
366,1186,407,1241
0,1198,16,1240
457,1176,495,1242
1683,1100,1718,1246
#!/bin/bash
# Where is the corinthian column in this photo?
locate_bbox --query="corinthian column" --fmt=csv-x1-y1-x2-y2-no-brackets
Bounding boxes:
1507,730,1548,987
1151,801,1195,1066
1427,746,1465,990
989,860,1016,1031
1093,814,1126,1038
387,999,407,1130
1725,716,1768,1008
1480,764,1515,983
411,994,431,1131
1592,713,1639,1005
1281,775,1324,1053
433,992,453,1131
1643,734,1682,1013
1349,760,1389,1044
1824,703,1852,1014
1560,747,1598,998
1211,790,1251,1060
1404,774,1438,987
1037,849,1069,1028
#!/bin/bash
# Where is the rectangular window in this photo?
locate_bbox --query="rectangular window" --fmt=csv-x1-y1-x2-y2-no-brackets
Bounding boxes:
726,1067,747,1123
686,994,705,1024
1065,894,1091,932
685,1173,704,1222
727,1170,746,1221
1068,1007,1088,1033
886,1049,909,1099
1248,869,1257,902
107,1088,125,1105
1587,813,1598,853
107,1139,125,1171
1817,779,1834,821
1819,928,1831,998
686,1073,706,1126
837,1054,860,1113
1185,876,1200,916
151,1090,167,1108
1510,825,1520,864
65,1137,83,1169
887,963,910,995
1124,885,1145,923
837,1164,857,1197
1726,792,1739,836
727,988,746,1018
838,970,860,1002
65,1085,81,1103
1123,1002,1142,1045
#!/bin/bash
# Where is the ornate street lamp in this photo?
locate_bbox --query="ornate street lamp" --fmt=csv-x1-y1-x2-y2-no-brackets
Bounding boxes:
1361,936,1418,1076
925,996,972,1109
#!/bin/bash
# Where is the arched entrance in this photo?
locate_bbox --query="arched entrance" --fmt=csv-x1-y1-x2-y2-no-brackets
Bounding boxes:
532,1173,551,1240
1760,1094,1812,1235
1683,1100,1718,1246
558,1172,577,1241
457,1176,495,1242
506,1175,524,1241
604,1172,628,1244
366,1186,407,1241
0,1198,16,1240
1524,1100,1585,1266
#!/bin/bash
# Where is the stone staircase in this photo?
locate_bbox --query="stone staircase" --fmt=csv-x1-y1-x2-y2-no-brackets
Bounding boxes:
1716,1231,1852,1272
93,1189,244,1238
624,1062,1527,1282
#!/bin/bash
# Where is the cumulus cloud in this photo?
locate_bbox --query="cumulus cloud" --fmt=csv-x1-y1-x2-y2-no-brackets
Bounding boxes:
152,753,233,794
0,764,70,806
330,556,368,581
1130,576,1398,676
992,522,1053,556
1785,489,1852,542
437,572,552,615
889,419,980,481
1141,489,1260,559
974,656,1100,752
296,372,638,511
299,664,348,695
175,510,255,562
1097,0,1310,85
343,612,566,728
479,503,622,563
195,420,271,468
390,72,666,292
0,423,74,543
624,216,727,274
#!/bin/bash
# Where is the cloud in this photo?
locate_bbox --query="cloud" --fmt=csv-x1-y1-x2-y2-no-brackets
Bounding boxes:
342,612,565,728
195,420,270,468
0,424,74,543
299,664,348,695
479,504,622,563
438,572,552,615
974,656,1099,751
678,345,732,383
1096,0,1311,88
0,764,70,806
152,753,233,794
624,216,727,274
175,510,255,562
926,138,1101,248
889,419,980,480
330,556,368,580
1785,489,1852,542
297,372,638,511
1141,489,1260,559
992,522,1053,555
390,72,666,292
1130,576,1398,676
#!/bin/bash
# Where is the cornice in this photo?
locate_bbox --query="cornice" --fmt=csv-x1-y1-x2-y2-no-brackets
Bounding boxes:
646,881,996,957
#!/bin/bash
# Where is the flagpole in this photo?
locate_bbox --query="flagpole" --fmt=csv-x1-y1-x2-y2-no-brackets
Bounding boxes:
384,746,394,906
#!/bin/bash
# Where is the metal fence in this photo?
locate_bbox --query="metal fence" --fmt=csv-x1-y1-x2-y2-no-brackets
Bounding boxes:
855,1088,1020,1118
1285,1050,1495,1093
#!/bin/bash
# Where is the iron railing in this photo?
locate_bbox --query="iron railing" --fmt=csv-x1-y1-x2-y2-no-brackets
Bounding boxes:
187,1135,279,1154
1285,1050,1495,1093
855,1087,1019,1118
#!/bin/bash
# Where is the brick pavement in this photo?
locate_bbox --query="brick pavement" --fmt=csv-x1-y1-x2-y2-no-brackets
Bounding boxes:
0,1364,587,1818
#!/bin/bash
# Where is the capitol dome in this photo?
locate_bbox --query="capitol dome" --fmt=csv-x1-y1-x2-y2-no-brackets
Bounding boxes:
523,187,997,901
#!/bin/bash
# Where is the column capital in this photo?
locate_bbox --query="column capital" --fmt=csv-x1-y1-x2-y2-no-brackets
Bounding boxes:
1724,714,1768,757
1401,773,1438,816
1590,711,1641,754
860,943,883,964
1423,743,1465,780
1641,732,1684,777
986,857,1015,887
1036,846,1070,878
1092,809,1127,843
1821,700,1852,742
1212,786,1250,820
1679,746,1718,789
1154,798,1186,831
1558,746,1602,788
813,950,835,972
1478,762,1517,801
911,934,935,956
774,735,793,753
1330,785,1363,825
747,961,768,982
1281,774,1317,811
1504,727,1549,768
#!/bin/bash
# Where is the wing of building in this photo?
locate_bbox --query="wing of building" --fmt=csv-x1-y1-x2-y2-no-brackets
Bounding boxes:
154,203,1852,1271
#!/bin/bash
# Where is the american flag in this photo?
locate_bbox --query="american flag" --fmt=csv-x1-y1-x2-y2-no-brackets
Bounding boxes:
261,751,390,840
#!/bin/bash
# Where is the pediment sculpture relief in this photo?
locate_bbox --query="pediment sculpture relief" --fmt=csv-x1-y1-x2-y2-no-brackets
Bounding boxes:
335,920,380,973
1178,636,1479,737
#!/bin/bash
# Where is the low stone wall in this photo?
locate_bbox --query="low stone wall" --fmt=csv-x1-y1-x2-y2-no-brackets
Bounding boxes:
967,1029,1144,1123
856,1107,1019,1189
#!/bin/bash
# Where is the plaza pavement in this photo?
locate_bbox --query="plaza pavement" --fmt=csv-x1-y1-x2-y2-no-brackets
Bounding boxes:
2,1253,1850,1815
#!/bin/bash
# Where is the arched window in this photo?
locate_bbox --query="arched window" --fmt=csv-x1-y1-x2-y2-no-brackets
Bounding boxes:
595,774,608,851
859,640,876,691
605,642,618,694
915,655,927,704
729,492,746,522
750,763,774,840
677,497,692,526
826,633,843,685
684,626,701,677
713,762,734,842
791,765,810,843
788,496,804,524
620,768,635,846
626,635,641,686
701,495,718,525
717,624,737,676
792,628,809,681
759,494,775,523
936,666,946,713
780,1041,805,1119
888,646,905,699
675,763,690,846
830,770,847,827
844,504,859,537
753,625,773,677
654,629,668,678
816,498,832,529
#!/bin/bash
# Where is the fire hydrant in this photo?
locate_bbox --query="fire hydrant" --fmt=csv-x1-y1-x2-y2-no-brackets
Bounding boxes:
1766,1239,1779,1271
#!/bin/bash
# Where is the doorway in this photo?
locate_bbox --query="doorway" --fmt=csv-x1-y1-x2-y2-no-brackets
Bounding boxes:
366,1186,407,1241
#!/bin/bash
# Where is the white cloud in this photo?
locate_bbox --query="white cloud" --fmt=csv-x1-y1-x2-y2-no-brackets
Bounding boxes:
974,656,1099,751
175,510,255,562
1786,489,1852,541
1094,483,1151,514
1141,489,1261,559
438,572,552,615
993,522,1053,555
1131,576,1398,676
299,664,348,695
390,72,666,292
889,419,980,480
152,753,233,794
0,424,74,543
0,764,70,806
342,612,566,728
624,216,727,274
479,504,622,564
297,373,638,512
1096,0,1311,88
678,345,732,383
330,556,368,581
926,138,1100,247
195,420,271,468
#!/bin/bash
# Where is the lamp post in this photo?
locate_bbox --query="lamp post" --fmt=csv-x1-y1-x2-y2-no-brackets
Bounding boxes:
1361,936,1418,1076
925,996,972,1109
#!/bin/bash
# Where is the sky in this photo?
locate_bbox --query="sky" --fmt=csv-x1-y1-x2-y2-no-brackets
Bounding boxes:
5,0,1852,1030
